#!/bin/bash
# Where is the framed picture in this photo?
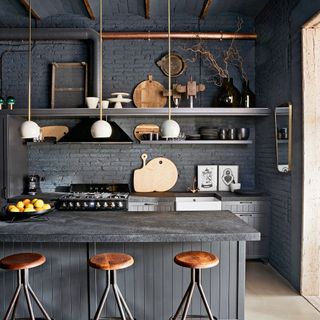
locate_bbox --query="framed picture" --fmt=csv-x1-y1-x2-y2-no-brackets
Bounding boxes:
197,165,218,191
218,165,239,191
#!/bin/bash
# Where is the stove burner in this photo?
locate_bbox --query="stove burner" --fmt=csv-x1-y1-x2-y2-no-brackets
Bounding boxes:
56,184,129,211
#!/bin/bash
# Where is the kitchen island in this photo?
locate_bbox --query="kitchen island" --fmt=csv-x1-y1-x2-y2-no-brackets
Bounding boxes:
0,210,259,320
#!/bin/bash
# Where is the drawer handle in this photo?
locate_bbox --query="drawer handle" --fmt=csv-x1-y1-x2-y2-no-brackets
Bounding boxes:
239,214,253,217
240,201,253,204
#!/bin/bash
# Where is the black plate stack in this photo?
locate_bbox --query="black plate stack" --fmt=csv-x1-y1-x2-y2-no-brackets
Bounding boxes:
199,127,219,140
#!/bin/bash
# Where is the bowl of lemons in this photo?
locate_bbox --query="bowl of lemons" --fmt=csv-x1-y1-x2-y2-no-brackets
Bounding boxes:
6,198,54,218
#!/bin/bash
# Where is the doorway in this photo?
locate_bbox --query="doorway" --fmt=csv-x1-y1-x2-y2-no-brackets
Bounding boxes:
301,11,320,309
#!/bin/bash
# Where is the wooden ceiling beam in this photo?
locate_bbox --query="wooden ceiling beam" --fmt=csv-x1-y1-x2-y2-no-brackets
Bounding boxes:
19,0,41,20
199,0,213,20
82,0,95,20
145,0,150,19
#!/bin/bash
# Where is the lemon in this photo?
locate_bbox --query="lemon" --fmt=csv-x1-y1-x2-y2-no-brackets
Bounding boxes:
24,207,36,212
31,198,38,204
23,199,31,206
7,204,16,210
25,203,34,209
34,199,44,208
42,203,51,210
9,206,20,213
16,201,24,209
36,207,44,211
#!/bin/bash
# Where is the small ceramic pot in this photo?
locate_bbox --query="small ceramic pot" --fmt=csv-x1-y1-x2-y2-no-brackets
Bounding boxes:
86,97,99,109
230,183,241,192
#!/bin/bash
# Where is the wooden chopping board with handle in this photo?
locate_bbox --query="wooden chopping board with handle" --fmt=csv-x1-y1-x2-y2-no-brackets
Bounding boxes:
133,74,167,108
133,153,178,192
40,126,69,142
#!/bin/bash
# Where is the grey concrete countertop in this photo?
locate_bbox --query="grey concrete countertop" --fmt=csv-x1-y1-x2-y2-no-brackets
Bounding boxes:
213,191,268,201
0,210,260,243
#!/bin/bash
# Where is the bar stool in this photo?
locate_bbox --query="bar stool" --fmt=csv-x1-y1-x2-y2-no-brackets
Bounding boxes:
171,251,219,320
0,252,52,320
89,252,135,320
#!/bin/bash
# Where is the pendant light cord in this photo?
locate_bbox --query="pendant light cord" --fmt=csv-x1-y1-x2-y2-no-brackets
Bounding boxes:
28,0,32,121
168,0,171,120
99,0,103,121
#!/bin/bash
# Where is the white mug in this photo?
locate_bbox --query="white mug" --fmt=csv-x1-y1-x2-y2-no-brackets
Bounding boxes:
101,100,109,109
230,183,241,192
86,97,99,109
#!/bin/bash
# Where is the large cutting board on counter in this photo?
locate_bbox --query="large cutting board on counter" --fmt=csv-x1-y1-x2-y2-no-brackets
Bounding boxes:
133,153,178,192
133,74,167,108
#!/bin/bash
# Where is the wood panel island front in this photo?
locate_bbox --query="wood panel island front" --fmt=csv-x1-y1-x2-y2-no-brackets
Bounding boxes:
0,210,259,320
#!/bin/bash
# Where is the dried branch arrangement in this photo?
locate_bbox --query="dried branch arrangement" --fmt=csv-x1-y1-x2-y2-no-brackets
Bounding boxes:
181,18,248,86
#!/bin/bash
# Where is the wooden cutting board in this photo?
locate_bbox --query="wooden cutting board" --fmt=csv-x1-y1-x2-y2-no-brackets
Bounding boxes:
133,153,178,192
133,74,167,108
40,126,69,142
133,123,160,141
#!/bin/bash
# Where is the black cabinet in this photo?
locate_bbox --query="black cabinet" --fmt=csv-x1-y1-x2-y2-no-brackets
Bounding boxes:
1,115,27,198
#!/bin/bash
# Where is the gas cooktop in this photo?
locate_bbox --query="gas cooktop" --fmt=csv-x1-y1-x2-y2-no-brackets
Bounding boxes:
56,184,129,211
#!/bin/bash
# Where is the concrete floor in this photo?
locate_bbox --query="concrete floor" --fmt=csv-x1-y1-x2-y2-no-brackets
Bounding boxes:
246,261,320,320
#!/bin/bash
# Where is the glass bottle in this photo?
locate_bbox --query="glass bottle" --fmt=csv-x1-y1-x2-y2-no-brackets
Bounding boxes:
241,80,255,108
217,78,241,108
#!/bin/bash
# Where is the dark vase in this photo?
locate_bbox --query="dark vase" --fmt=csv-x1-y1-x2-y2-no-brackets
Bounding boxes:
217,78,241,108
241,80,256,108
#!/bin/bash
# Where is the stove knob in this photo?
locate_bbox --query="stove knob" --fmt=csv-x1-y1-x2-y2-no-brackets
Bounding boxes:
83,202,89,208
75,202,81,209
68,202,74,209
61,202,67,209
103,202,108,208
117,201,124,209
110,201,116,208
96,202,101,209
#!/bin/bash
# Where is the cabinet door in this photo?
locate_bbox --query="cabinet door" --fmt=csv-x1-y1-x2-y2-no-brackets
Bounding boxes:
0,116,4,198
236,213,269,259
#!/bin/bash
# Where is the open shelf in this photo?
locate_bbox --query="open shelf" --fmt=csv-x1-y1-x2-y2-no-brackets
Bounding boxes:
4,107,271,118
139,140,253,145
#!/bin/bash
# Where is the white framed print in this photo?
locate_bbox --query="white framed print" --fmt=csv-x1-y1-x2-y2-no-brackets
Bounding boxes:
197,165,218,191
218,165,239,191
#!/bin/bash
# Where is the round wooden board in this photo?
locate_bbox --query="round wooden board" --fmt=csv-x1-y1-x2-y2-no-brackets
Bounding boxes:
133,74,167,108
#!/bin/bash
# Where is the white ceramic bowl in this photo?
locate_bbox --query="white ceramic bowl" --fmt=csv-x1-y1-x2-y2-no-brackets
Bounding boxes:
20,120,41,139
160,119,180,138
91,120,112,138
86,97,99,109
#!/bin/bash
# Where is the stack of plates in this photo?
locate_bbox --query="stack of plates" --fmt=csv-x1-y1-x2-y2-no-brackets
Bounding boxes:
199,127,219,140
186,134,201,140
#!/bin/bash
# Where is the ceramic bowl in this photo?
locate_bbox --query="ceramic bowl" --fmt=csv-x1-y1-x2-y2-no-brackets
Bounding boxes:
86,97,99,109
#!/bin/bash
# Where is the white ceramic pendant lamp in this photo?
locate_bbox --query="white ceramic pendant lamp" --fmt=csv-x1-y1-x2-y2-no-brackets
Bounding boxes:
20,0,40,139
160,0,180,139
91,0,112,138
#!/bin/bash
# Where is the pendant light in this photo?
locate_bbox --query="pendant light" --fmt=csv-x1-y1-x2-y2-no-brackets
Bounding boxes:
20,0,40,139
91,0,112,138
160,0,180,139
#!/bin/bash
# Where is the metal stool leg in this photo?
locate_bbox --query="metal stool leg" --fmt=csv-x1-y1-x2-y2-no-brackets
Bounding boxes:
4,271,22,320
196,269,216,320
172,269,217,320
114,284,134,320
94,270,111,320
28,283,52,320
22,269,35,320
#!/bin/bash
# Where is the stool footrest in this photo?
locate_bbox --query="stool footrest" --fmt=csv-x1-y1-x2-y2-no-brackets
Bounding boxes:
170,316,217,320
91,318,136,320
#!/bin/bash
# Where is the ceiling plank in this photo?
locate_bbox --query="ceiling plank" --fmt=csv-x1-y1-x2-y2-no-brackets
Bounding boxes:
145,0,150,19
82,0,95,20
19,0,41,20
199,0,213,20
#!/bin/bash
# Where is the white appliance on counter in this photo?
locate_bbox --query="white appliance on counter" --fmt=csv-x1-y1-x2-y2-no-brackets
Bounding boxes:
175,197,222,211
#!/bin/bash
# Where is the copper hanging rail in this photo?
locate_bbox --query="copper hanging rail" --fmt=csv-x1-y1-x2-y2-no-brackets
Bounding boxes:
102,32,257,40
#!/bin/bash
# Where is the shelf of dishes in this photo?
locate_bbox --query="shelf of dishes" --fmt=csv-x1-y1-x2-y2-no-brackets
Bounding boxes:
139,140,253,145
1,107,271,118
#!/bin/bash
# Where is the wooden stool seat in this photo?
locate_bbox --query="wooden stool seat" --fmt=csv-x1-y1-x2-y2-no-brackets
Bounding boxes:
174,250,219,269
0,252,46,271
89,252,134,271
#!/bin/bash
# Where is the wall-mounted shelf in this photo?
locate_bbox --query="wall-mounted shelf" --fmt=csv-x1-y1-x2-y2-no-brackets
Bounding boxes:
139,140,253,145
3,107,271,118
26,141,133,145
